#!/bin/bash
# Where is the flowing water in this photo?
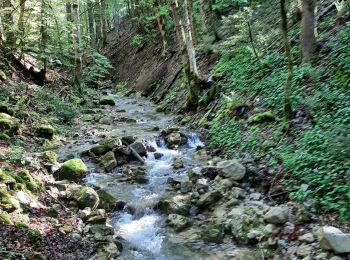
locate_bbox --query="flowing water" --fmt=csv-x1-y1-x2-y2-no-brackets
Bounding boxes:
57,93,237,259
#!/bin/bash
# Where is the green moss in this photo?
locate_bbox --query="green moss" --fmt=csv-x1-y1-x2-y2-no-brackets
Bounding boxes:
15,222,28,229
99,96,115,106
41,151,58,164
35,124,54,139
54,158,88,182
0,132,10,141
27,228,42,245
0,190,20,212
248,111,277,125
180,115,191,125
97,189,116,211
0,210,13,224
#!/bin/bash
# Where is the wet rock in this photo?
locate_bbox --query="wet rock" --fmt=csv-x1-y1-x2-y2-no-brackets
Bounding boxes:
157,194,191,215
180,180,192,193
197,190,222,209
146,145,156,152
164,132,187,149
130,142,147,157
99,96,115,106
78,207,92,219
201,224,225,243
87,209,107,224
318,226,350,253
91,138,123,156
188,167,201,182
97,189,117,211
123,165,148,184
216,159,246,181
89,223,114,236
200,166,219,180
69,186,100,210
117,117,137,123
154,152,163,159
195,178,209,193
166,214,193,232
35,124,54,139
92,242,120,259
100,151,118,171
264,206,289,224
172,157,184,169
231,187,247,199
54,158,88,182
121,136,136,144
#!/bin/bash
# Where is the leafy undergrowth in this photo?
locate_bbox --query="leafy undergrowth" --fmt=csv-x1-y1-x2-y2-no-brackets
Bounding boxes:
202,18,350,221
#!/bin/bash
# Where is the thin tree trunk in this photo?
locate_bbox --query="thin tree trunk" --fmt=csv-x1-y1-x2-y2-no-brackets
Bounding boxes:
301,0,315,63
208,0,220,41
73,0,83,93
95,0,102,49
18,0,26,36
40,0,48,72
154,0,168,55
170,0,184,48
87,0,95,48
247,20,259,60
66,0,73,45
198,0,209,41
280,0,293,121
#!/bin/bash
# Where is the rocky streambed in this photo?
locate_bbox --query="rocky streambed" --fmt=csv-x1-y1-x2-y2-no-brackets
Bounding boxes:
49,92,350,259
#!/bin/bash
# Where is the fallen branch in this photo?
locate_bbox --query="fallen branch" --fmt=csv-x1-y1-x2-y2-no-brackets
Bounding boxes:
122,140,145,164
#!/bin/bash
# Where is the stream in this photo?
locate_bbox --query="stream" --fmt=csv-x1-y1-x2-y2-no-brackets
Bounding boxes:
56,93,237,259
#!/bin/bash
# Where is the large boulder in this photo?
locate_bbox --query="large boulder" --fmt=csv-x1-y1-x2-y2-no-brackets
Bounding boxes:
201,224,225,243
122,165,148,184
216,160,246,181
197,190,222,209
166,214,193,232
69,186,100,210
99,96,115,106
35,124,54,139
100,151,118,171
90,138,123,156
318,226,350,253
264,206,289,224
54,159,88,182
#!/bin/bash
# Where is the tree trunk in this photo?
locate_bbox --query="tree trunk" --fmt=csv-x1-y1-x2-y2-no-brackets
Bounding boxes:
73,0,83,93
181,0,200,110
3,0,15,48
95,0,102,49
87,0,95,48
170,0,185,48
208,0,220,41
18,0,26,36
247,20,259,60
100,0,108,46
198,0,209,52
188,0,196,45
301,0,315,63
154,0,168,55
40,0,48,72
66,0,73,45
280,0,293,121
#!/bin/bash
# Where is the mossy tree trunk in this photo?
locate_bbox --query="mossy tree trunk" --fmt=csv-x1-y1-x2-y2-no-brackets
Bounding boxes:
198,0,209,53
100,0,108,46
95,0,102,50
301,0,316,63
40,0,48,75
18,0,26,51
153,0,168,55
280,0,293,121
66,0,73,45
180,0,200,110
208,0,220,41
2,0,15,50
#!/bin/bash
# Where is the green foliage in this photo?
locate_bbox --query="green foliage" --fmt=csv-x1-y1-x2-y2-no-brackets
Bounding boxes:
131,35,145,48
27,229,42,245
207,21,350,221
83,52,113,84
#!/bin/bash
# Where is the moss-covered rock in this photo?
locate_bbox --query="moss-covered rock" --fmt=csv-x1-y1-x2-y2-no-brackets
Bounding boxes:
0,170,16,185
11,170,39,192
0,103,14,116
0,189,20,212
27,228,42,245
97,190,116,211
0,113,20,136
70,186,100,209
25,252,47,260
0,132,10,141
54,158,88,182
201,224,225,243
35,124,54,139
0,210,13,224
99,96,115,106
40,151,58,164
248,111,276,125
100,151,118,172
